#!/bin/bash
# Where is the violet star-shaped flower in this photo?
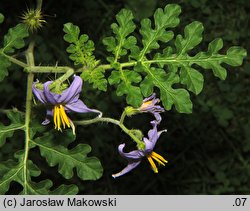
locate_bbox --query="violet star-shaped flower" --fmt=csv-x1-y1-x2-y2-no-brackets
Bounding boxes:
112,120,167,178
32,75,101,133
138,93,165,123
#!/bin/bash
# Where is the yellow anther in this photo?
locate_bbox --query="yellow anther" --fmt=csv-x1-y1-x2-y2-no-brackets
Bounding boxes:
151,151,168,164
147,156,158,173
147,151,167,173
59,105,70,128
53,105,71,131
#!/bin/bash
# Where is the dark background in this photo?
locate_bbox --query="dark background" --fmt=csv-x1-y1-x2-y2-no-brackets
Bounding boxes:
0,0,249,194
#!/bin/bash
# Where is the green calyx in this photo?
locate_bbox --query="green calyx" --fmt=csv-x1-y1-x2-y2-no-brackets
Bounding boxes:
137,141,145,151
34,82,44,90
129,129,143,140
124,106,139,116
35,82,69,94
50,83,69,94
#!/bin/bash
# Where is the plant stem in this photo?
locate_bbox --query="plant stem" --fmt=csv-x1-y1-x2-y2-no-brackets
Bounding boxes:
0,53,28,68
74,117,144,148
26,66,77,73
119,110,127,124
37,0,43,11
26,61,137,73
74,117,120,126
23,41,35,194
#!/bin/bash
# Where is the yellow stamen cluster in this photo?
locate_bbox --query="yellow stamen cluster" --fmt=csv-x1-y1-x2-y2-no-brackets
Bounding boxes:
147,151,168,173
53,105,70,131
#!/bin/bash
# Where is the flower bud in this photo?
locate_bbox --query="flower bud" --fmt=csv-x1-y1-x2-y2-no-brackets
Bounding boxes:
21,8,46,31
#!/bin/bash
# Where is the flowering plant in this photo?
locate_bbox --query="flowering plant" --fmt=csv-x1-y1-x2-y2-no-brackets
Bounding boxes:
0,0,246,194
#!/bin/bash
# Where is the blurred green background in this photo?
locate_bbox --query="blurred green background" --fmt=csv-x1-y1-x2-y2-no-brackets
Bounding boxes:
0,0,249,194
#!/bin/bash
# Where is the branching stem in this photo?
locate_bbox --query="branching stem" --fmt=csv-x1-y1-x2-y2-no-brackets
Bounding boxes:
23,41,35,194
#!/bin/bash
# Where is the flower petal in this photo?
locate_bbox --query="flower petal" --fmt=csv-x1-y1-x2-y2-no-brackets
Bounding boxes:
43,75,82,105
112,160,141,178
153,112,162,123
32,80,47,104
64,99,101,115
144,120,159,151
41,109,53,125
43,81,57,104
118,143,144,160
143,93,156,103
59,75,82,103
42,118,50,125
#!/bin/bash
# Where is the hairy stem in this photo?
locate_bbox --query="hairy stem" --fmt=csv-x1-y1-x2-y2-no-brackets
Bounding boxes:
74,117,144,148
23,41,35,194
37,0,43,11
0,53,28,68
27,66,77,73
26,61,137,73
119,110,127,124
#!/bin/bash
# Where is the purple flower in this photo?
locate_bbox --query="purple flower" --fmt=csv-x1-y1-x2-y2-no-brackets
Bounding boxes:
139,93,165,123
32,75,102,133
112,120,167,178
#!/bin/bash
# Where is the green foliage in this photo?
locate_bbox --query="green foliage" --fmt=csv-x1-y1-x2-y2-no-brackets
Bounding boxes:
138,4,181,60
0,13,4,24
103,9,143,106
103,4,247,112
0,107,102,194
63,22,96,67
109,69,142,106
0,153,78,195
80,67,107,91
139,65,192,113
0,23,29,81
103,9,136,63
193,38,247,80
0,156,38,194
64,22,107,91
0,110,24,147
0,55,11,81
0,0,248,196
2,23,29,54
33,133,103,180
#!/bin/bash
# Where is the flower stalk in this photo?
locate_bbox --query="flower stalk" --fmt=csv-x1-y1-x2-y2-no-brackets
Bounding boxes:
119,110,127,124
74,117,145,149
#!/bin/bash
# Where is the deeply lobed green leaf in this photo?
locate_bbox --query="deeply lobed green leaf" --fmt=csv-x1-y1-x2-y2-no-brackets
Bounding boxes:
0,55,11,81
139,65,192,113
63,22,96,67
64,22,107,91
20,180,79,195
0,156,41,194
138,4,181,60
2,24,29,54
34,134,103,180
103,9,137,62
0,109,24,147
104,4,246,112
0,24,28,81
109,69,143,106
80,67,107,91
